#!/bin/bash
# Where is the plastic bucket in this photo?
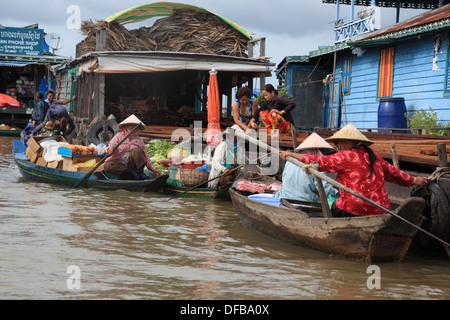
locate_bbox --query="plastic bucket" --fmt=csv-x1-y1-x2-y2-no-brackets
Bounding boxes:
169,165,180,180
181,161,206,170
248,193,281,207
378,98,407,133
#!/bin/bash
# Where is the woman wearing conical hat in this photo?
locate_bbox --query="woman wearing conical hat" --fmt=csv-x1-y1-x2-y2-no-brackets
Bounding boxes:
274,132,338,203
280,124,428,217
104,114,160,180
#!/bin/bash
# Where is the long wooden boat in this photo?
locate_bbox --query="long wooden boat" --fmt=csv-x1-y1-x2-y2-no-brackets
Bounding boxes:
230,181,426,262
165,178,231,199
13,140,168,192
0,129,21,136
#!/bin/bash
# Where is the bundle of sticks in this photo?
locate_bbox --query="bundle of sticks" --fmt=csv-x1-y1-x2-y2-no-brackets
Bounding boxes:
78,9,249,57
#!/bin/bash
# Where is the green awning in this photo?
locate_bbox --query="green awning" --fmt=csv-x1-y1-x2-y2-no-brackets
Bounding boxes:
105,2,253,40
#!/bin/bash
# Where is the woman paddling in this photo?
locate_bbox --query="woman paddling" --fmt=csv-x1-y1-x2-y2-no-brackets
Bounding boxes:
280,123,429,217
104,114,160,180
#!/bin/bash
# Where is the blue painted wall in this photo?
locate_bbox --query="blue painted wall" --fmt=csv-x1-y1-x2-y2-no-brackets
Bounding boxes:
337,31,450,129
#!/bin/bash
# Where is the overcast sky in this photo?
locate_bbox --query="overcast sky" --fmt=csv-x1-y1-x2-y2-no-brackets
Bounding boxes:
0,0,427,85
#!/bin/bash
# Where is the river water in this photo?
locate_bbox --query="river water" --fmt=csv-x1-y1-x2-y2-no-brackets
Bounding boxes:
0,136,449,301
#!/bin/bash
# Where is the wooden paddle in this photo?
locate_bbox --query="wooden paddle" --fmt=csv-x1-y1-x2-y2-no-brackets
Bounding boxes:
232,128,450,256
72,122,142,189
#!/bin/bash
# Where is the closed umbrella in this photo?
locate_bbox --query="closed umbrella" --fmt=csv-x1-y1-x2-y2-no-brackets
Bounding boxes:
206,69,222,146
0,93,22,108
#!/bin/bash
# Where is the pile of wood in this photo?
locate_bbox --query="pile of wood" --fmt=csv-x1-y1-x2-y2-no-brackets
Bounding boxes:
79,20,156,52
313,129,450,169
78,9,249,57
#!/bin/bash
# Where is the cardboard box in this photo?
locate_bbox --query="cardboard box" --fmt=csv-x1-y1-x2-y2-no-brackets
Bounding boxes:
62,157,104,173
47,160,63,169
25,147,39,163
27,136,67,159
36,157,48,167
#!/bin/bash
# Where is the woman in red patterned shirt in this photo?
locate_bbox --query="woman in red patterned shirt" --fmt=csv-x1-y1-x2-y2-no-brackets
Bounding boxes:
280,124,428,217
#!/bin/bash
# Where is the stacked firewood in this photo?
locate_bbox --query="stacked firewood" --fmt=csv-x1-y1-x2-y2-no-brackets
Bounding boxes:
78,9,249,57
79,20,156,52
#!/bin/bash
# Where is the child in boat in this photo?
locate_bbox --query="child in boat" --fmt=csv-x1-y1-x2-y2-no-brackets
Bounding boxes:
274,132,338,203
280,123,429,217
104,114,160,180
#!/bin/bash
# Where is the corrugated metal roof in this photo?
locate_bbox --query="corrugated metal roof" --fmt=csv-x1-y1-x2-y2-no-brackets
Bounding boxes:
349,3,450,44
309,42,350,57
322,0,448,9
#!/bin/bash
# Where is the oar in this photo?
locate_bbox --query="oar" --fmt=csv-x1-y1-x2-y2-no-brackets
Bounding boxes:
232,128,450,255
72,122,142,189
0,158,14,165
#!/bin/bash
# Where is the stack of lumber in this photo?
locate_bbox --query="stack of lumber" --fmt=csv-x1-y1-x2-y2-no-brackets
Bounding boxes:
79,20,156,52
78,9,249,57
313,129,450,168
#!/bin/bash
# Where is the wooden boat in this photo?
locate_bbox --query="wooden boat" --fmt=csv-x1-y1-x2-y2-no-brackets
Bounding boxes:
13,140,168,192
0,129,21,136
230,174,426,262
165,178,231,199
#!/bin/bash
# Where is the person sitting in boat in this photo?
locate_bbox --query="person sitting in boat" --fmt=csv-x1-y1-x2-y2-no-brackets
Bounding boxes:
253,84,296,135
232,86,259,134
104,114,160,180
279,123,429,217
31,104,75,137
208,125,246,189
274,132,338,203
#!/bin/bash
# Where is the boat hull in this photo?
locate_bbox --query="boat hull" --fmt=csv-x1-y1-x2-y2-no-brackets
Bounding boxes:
165,179,230,199
13,140,168,191
230,188,425,262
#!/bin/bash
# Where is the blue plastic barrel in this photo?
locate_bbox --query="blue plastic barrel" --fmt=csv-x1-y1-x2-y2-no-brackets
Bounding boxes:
378,98,407,133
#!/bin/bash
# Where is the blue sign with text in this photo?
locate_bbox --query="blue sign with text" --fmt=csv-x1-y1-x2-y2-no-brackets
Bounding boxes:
0,27,44,56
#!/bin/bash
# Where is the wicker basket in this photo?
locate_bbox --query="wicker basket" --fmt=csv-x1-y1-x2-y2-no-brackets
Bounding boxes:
179,169,210,187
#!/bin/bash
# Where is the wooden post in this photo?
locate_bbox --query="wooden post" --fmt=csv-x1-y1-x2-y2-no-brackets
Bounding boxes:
260,37,266,89
291,125,298,149
95,29,106,119
316,177,333,218
390,143,400,168
437,143,448,167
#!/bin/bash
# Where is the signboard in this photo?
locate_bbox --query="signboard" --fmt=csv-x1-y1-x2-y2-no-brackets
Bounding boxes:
0,27,44,56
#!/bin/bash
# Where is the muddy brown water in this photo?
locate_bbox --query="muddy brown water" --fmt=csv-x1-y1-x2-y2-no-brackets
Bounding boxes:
0,136,449,300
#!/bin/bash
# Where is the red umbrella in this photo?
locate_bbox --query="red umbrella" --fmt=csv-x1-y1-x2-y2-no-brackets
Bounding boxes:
0,93,21,108
206,69,222,146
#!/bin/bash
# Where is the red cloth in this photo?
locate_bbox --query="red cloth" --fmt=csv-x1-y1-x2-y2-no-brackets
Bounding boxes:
207,71,222,146
259,110,292,134
302,146,414,216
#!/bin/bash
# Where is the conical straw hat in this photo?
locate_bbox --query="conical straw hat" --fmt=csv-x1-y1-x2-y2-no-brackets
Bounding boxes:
295,132,335,152
118,114,146,130
326,123,373,145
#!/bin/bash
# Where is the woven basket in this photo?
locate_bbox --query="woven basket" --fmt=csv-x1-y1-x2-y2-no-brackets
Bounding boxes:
179,169,210,187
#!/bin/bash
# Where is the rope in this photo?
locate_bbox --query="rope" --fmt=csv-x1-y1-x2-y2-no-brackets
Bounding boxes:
429,167,450,183
302,161,319,176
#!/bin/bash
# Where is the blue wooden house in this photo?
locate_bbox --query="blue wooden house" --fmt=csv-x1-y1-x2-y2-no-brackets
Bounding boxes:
277,0,450,130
